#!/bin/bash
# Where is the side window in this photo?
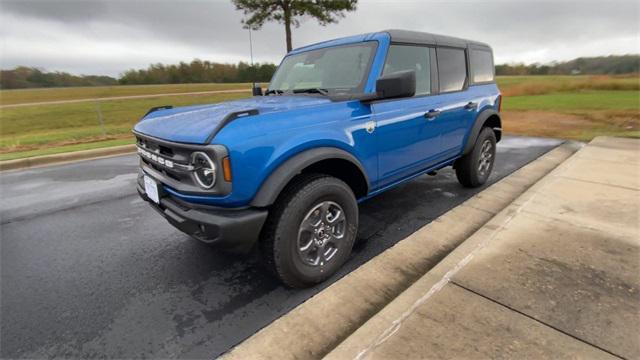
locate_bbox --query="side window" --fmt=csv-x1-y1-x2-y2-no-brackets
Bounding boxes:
383,45,431,96
437,47,467,92
470,49,494,83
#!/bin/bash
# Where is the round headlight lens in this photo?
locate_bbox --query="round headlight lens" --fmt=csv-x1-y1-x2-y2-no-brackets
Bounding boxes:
191,152,216,189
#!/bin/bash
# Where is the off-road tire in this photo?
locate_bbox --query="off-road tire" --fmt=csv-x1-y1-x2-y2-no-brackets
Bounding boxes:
455,127,497,188
260,174,358,288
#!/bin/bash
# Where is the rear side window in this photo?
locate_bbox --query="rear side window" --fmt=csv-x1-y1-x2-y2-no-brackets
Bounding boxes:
470,49,494,83
383,45,431,96
437,48,467,92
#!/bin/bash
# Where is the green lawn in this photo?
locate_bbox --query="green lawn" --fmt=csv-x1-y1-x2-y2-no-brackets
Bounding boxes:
0,92,252,151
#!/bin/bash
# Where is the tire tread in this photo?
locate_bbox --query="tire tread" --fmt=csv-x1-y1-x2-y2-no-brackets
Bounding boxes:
261,173,352,288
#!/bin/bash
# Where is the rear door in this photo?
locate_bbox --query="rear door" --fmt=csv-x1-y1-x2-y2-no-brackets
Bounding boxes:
372,44,444,188
434,47,475,156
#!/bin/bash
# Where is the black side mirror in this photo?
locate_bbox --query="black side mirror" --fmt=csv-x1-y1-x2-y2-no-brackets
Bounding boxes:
252,86,263,96
375,70,416,100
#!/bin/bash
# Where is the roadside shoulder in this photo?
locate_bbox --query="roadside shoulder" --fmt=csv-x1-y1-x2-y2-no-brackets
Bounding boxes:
0,144,136,172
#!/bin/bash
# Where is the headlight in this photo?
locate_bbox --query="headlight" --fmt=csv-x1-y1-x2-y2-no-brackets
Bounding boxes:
191,151,216,189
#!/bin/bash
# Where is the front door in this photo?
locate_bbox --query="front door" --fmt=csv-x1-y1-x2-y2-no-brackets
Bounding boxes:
372,44,444,188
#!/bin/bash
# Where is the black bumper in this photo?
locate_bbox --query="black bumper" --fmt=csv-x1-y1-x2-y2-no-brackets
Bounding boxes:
137,184,268,253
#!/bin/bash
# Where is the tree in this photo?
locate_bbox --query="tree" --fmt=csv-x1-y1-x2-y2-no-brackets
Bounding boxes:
232,0,358,52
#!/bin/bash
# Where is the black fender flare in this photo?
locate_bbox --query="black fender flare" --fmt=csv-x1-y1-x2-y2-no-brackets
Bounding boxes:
462,110,502,155
250,147,369,207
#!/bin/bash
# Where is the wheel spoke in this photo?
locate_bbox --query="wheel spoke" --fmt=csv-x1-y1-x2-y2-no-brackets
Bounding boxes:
299,217,316,233
299,236,314,252
327,208,344,224
320,202,331,221
298,216,318,252
308,250,321,266
320,244,338,262
300,242,320,265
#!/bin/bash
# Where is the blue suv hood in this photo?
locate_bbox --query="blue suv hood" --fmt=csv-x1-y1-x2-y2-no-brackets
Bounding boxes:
134,96,332,144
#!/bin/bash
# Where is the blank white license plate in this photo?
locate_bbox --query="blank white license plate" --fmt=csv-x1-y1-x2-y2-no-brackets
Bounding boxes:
144,175,160,204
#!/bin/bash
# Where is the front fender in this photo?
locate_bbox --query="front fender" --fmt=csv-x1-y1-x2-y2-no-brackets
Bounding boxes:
250,146,369,207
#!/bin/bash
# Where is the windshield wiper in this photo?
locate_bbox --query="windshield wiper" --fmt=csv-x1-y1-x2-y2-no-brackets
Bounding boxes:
264,89,285,96
292,88,330,96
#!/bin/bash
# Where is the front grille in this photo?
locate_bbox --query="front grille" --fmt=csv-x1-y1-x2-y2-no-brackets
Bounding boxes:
134,132,231,196
137,136,195,186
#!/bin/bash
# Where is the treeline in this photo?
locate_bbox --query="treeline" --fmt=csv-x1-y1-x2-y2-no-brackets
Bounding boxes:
0,60,278,89
0,67,118,89
2,55,638,89
496,55,639,76
118,60,277,85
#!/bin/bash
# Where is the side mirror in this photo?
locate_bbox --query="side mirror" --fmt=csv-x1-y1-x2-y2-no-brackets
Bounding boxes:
252,86,263,96
375,70,416,100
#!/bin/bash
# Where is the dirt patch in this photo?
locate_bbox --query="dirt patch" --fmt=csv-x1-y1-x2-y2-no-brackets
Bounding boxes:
502,110,640,141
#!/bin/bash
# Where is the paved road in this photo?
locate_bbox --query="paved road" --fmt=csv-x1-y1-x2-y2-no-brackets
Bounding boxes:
0,136,562,359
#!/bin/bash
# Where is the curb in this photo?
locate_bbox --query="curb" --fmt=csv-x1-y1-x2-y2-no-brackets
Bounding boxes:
222,142,582,360
0,144,136,172
325,140,594,359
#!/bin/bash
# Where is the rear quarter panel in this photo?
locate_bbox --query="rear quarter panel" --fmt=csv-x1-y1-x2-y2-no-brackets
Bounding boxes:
461,83,501,147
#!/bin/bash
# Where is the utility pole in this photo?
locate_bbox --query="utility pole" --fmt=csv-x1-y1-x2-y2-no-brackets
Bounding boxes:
95,101,106,137
248,27,262,95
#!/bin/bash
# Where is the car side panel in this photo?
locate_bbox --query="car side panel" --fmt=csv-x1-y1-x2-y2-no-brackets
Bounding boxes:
371,96,445,188
164,100,377,207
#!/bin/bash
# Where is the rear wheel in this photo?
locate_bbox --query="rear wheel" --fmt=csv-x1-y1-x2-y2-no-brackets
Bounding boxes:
455,127,496,188
261,174,358,288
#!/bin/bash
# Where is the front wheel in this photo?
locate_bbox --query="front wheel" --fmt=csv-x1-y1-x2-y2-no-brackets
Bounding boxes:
260,174,359,288
455,127,497,188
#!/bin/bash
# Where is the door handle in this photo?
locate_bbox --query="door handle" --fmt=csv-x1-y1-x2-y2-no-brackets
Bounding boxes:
464,102,478,110
424,109,441,120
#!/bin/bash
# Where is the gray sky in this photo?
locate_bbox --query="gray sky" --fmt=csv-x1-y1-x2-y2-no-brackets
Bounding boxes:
1,0,638,77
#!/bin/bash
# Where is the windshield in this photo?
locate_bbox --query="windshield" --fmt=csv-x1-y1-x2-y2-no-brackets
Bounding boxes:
268,42,377,95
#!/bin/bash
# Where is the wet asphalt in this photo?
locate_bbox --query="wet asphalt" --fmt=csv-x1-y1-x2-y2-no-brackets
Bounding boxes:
0,136,562,359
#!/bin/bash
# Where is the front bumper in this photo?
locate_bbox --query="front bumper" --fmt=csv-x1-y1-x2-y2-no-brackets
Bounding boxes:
137,176,268,253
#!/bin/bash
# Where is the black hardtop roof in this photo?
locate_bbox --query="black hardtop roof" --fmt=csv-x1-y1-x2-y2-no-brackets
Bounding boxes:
383,29,492,51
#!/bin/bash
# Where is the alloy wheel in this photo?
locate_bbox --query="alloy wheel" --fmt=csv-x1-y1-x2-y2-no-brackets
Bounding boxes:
296,201,346,267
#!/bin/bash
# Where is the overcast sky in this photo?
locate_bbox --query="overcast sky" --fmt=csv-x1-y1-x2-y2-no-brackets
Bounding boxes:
1,0,638,77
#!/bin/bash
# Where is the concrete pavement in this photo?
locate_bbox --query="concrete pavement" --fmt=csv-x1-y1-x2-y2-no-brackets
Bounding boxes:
223,141,580,360
326,137,640,359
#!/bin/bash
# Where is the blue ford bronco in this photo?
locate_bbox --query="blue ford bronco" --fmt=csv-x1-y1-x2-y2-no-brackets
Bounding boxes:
134,29,501,287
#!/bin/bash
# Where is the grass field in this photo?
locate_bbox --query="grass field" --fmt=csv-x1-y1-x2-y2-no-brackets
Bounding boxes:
496,74,639,141
0,75,638,161
0,82,256,106
1,92,251,149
